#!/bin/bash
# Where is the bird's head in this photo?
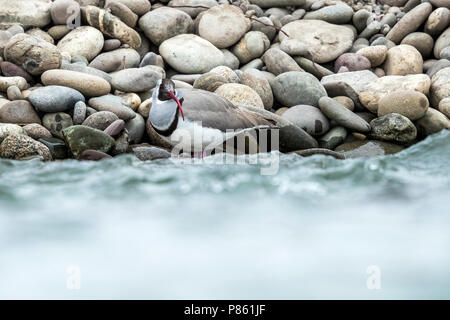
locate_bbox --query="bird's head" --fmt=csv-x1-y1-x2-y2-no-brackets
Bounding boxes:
156,78,184,120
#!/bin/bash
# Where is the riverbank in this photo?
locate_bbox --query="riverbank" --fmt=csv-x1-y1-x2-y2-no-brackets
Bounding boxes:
0,0,449,162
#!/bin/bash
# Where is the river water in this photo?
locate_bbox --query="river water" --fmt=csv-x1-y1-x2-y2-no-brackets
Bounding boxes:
0,130,449,299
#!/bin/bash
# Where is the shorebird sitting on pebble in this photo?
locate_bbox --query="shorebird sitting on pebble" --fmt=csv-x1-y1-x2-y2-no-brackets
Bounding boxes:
150,79,276,154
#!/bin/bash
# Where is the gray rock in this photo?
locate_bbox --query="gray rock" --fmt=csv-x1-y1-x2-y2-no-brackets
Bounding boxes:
57,26,104,62
370,113,417,144
240,68,273,110
73,101,87,125
272,71,327,107
42,112,73,139
232,31,270,64
38,137,68,159
318,97,371,132
62,125,115,158
133,146,171,160
82,110,119,130
88,95,136,120
304,3,353,24
111,66,164,92
125,113,145,144
281,104,330,136
261,48,303,75
28,85,85,113
415,108,450,136
319,126,347,150
0,0,52,28
248,0,305,8
139,52,164,68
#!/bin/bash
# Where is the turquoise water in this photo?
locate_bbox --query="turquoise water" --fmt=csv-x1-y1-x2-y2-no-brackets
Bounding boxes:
0,131,449,299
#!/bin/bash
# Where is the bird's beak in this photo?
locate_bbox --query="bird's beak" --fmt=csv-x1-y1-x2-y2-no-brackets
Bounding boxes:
167,91,184,121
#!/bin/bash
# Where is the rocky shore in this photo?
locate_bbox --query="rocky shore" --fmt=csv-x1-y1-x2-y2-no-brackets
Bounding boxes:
0,0,450,161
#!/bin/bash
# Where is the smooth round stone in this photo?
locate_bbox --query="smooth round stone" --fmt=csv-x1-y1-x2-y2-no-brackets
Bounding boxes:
415,108,450,136
220,49,240,70
193,73,228,92
198,4,250,49
353,9,371,32
0,124,27,143
124,113,145,144
104,0,151,16
370,113,417,144
304,3,353,24
250,16,277,41
140,52,164,68
430,0,450,9
23,123,52,140
272,71,327,107
166,0,216,18
28,85,85,113
318,97,371,132
438,97,450,118
261,48,303,76
105,0,138,27
51,0,79,25
0,76,27,91
440,46,450,60
88,95,136,120
4,34,62,76
42,112,73,139
279,39,309,56
103,39,121,52
159,34,224,74
371,37,396,49
240,69,273,110
25,28,54,45
319,126,347,150
73,101,87,125
0,134,52,161
62,125,115,158
333,96,354,111
334,53,371,73
431,67,450,107
132,146,171,161
0,100,41,125
111,66,164,92
359,21,382,40
6,86,22,100
356,45,387,67
117,92,141,111
103,119,125,137
279,20,354,63
209,66,239,83
358,74,431,113
435,27,450,59
384,45,423,76
249,0,305,8
41,69,111,97
137,99,151,118
386,3,433,44
215,83,264,108
401,32,434,58
425,8,450,37
0,62,33,83
231,31,270,64
335,140,404,158
82,111,119,130
378,90,429,121
139,7,193,45
425,59,449,78
47,25,71,41
61,62,112,84
281,105,329,136
57,26,104,62
89,49,141,71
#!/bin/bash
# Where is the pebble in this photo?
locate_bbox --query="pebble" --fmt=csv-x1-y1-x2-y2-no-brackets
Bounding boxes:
261,48,303,75
198,5,250,49
318,97,371,133
73,101,87,125
240,69,273,110
79,149,113,161
41,69,111,97
386,3,433,44
62,125,116,158
232,31,270,64
377,90,429,120
82,111,119,130
105,0,151,16
51,0,80,25
279,20,354,63
125,113,145,144
105,1,138,28
139,7,193,45
335,140,404,158
321,70,378,94
401,32,434,58
23,124,52,140
42,112,73,139
193,73,228,92
0,100,41,125
319,126,347,150
1,0,52,28
111,66,164,92
425,8,450,37
370,113,417,144
430,67,450,107
104,119,125,137
249,0,306,8
358,74,431,113
281,105,330,136
133,146,171,161
6,86,23,100
272,71,327,107
426,59,450,78
215,83,264,109
140,52,164,69
415,108,450,136
334,53,371,73
57,26,104,62
0,61,33,83
159,34,224,74
3,34,62,75
0,134,52,161
356,45,388,67
384,44,423,76
88,95,136,120
303,3,354,24
0,124,27,143
28,85,85,113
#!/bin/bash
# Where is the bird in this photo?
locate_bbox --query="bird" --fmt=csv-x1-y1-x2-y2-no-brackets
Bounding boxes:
149,78,277,154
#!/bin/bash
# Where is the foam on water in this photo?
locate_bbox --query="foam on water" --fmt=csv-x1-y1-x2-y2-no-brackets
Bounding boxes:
0,131,449,299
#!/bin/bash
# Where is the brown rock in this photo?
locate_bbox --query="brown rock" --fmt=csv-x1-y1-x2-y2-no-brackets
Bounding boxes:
0,100,41,125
